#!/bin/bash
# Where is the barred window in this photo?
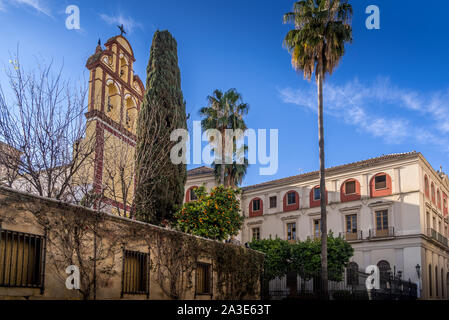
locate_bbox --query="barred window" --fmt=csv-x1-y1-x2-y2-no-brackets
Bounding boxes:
0,229,45,289
377,260,391,288
122,250,149,295
196,262,212,295
346,262,359,286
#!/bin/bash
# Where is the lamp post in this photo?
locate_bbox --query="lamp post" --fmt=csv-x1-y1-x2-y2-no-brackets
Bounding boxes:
415,264,421,279
415,264,421,299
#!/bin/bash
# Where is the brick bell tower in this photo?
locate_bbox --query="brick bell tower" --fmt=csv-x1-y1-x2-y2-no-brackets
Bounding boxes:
81,32,144,215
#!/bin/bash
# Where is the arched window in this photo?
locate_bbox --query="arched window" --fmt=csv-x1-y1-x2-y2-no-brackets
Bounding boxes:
124,95,137,131
446,272,449,300
442,269,445,299
424,175,430,198
377,260,391,288
346,262,359,286
119,55,129,83
309,186,328,208
283,190,299,212
436,266,439,297
340,179,361,202
106,80,121,121
429,264,433,297
249,198,263,217
185,186,199,203
370,173,392,198
431,183,436,204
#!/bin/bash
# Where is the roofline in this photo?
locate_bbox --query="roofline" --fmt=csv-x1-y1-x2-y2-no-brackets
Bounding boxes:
242,152,420,193
418,153,449,186
187,172,216,178
187,166,215,177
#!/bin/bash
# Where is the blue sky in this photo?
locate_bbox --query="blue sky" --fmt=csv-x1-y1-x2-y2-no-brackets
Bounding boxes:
1,0,449,187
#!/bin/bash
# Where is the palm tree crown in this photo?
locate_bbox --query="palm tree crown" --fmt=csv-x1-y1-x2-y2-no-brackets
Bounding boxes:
199,89,249,187
283,0,352,80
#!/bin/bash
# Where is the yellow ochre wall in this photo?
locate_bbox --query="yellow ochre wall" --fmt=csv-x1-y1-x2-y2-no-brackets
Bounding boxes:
73,35,144,217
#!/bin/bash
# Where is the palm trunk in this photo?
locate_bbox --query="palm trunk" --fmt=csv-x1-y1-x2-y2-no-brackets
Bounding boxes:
317,71,328,298
221,128,226,185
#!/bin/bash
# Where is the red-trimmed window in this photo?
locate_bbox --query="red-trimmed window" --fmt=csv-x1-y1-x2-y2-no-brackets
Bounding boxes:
370,173,392,198
437,189,441,210
431,183,436,204
185,186,199,202
340,179,361,202
249,197,263,217
424,175,430,199
310,186,328,208
443,192,448,216
283,190,299,212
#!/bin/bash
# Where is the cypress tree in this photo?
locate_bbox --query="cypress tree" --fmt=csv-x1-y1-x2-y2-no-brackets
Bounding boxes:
135,30,187,225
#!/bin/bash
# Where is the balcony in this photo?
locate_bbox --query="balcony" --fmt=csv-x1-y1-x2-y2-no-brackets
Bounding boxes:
339,230,363,241
427,228,448,247
369,227,395,239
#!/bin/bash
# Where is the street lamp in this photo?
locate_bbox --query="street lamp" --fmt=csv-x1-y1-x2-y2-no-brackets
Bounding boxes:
415,264,421,279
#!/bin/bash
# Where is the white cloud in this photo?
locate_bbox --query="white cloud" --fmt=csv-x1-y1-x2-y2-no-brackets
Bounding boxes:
99,13,142,34
278,78,449,149
0,0,5,11
10,0,51,16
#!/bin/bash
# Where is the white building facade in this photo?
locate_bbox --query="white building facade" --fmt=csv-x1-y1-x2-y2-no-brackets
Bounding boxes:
186,152,449,299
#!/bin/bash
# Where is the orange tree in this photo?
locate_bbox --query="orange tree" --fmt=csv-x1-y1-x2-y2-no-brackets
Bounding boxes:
175,185,243,241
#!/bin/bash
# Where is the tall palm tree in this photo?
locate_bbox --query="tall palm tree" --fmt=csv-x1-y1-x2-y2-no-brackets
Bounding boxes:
283,0,352,297
200,89,249,186
214,156,249,188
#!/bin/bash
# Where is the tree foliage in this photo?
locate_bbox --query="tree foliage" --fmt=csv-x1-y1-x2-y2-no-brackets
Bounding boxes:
283,0,353,81
290,232,353,281
250,233,353,282
199,89,249,187
247,238,291,281
0,53,97,202
135,30,187,225
175,185,243,241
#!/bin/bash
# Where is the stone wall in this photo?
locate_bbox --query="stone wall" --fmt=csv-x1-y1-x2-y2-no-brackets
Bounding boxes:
0,186,263,300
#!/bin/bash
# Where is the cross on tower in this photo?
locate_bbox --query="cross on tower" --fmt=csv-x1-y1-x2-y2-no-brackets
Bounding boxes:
118,24,126,36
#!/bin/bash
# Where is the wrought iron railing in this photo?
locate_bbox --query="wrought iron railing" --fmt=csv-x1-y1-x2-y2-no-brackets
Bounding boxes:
0,228,46,292
369,227,395,239
427,228,448,246
339,230,363,241
265,267,417,300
